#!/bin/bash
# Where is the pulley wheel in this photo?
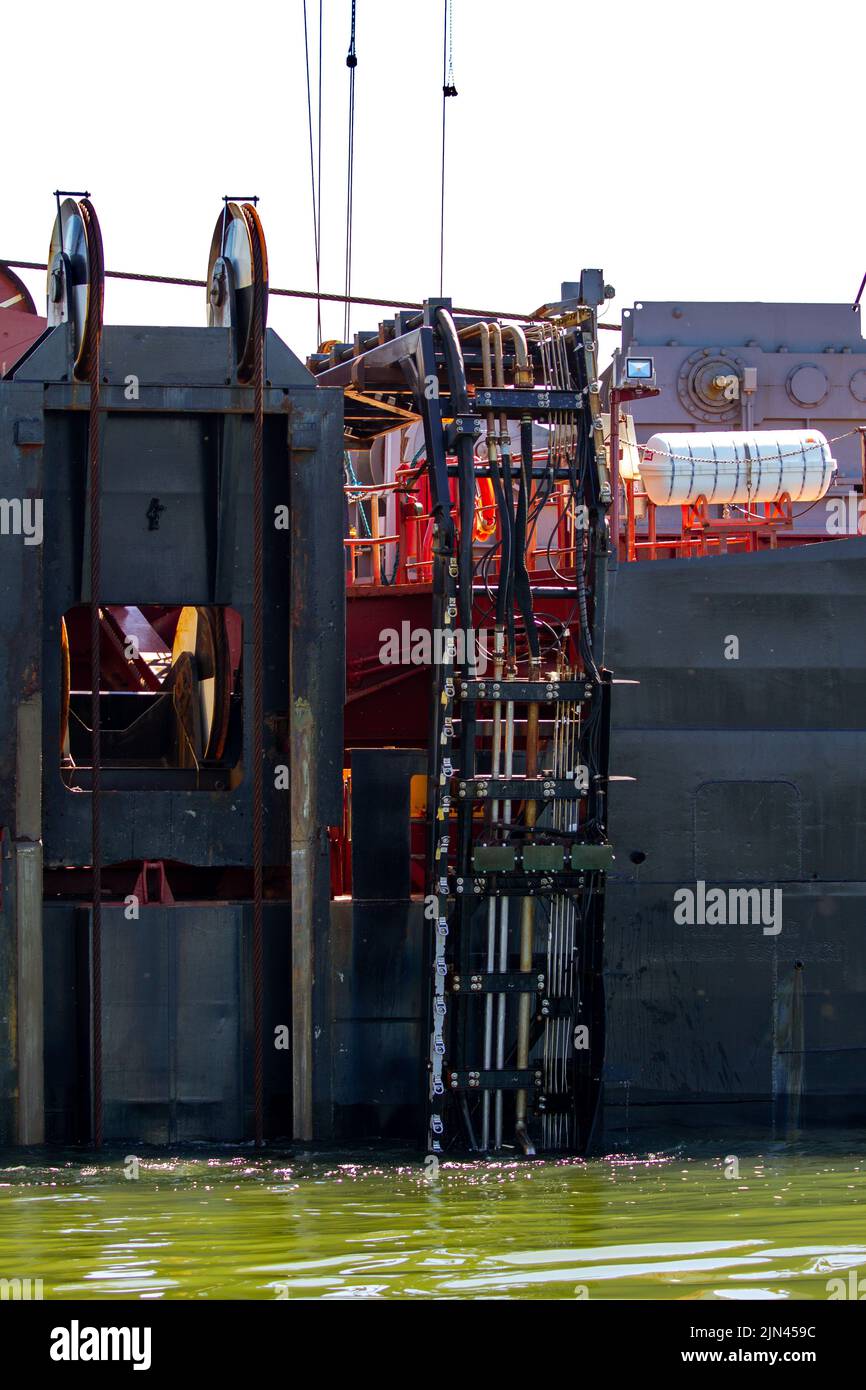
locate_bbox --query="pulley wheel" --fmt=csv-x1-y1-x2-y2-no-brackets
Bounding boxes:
171,606,233,760
46,197,104,380
206,202,268,381
60,616,71,754
0,264,37,315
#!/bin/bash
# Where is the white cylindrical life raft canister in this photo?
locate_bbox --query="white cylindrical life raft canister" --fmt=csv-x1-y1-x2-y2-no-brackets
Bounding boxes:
638,430,836,507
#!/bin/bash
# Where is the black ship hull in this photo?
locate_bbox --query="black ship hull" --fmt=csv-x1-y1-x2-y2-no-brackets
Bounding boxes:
603,536,866,1141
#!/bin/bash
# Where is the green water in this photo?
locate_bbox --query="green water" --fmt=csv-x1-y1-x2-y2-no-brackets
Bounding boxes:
1,1140,864,1300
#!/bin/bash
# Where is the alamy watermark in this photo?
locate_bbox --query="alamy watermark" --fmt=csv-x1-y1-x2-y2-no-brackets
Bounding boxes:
0,497,42,546
826,1269,866,1299
379,622,490,675
50,1321,152,1371
826,491,866,536
673,880,782,936
0,1276,43,1300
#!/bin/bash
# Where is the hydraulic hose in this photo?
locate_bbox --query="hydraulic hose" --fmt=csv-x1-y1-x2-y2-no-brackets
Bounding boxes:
514,418,540,660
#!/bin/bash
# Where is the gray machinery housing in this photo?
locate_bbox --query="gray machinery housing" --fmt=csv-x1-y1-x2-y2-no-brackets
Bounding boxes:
617,299,866,533
602,299,866,1141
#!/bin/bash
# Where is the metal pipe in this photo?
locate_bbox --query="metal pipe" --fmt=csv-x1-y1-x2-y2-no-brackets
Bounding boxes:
459,320,500,549
489,323,513,615
500,321,531,387
481,624,505,1149
515,658,540,1156
514,418,540,659
489,321,508,482
494,698,515,1148
457,325,510,1148
489,322,514,1151
435,309,474,641
458,321,495,401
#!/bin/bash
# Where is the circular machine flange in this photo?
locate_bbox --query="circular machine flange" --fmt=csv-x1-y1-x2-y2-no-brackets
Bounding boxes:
46,197,104,379
206,203,269,381
786,363,828,409
677,348,745,424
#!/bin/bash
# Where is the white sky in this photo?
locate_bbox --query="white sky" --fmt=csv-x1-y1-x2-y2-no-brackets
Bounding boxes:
4,0,864,359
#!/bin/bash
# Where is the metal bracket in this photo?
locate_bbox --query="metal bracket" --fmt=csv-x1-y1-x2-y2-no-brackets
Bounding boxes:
458,777,586,802
458,679,593,703
539,996,574,1020
469,843,611,874
473,388,582,413
445,415,482,447
448,1069,543,1091
451,970,546,995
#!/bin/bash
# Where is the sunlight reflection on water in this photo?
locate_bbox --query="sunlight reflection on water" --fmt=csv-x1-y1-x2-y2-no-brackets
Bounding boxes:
0,1139,864,1300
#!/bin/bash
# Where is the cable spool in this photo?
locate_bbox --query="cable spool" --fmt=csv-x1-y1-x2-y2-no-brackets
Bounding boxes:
60,616,70,754
46,197,104,381
0,263,37,315
171,606,232,762
206,202,269,381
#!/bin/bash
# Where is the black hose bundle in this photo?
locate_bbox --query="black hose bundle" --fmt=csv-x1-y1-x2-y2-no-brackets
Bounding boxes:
513,419,540,661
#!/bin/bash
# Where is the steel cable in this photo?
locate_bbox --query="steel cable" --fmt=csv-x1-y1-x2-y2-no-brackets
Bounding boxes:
80,198,105,1148
343,1,357,343
244,206,266,1148
303,0,323,344
5,259,589,327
